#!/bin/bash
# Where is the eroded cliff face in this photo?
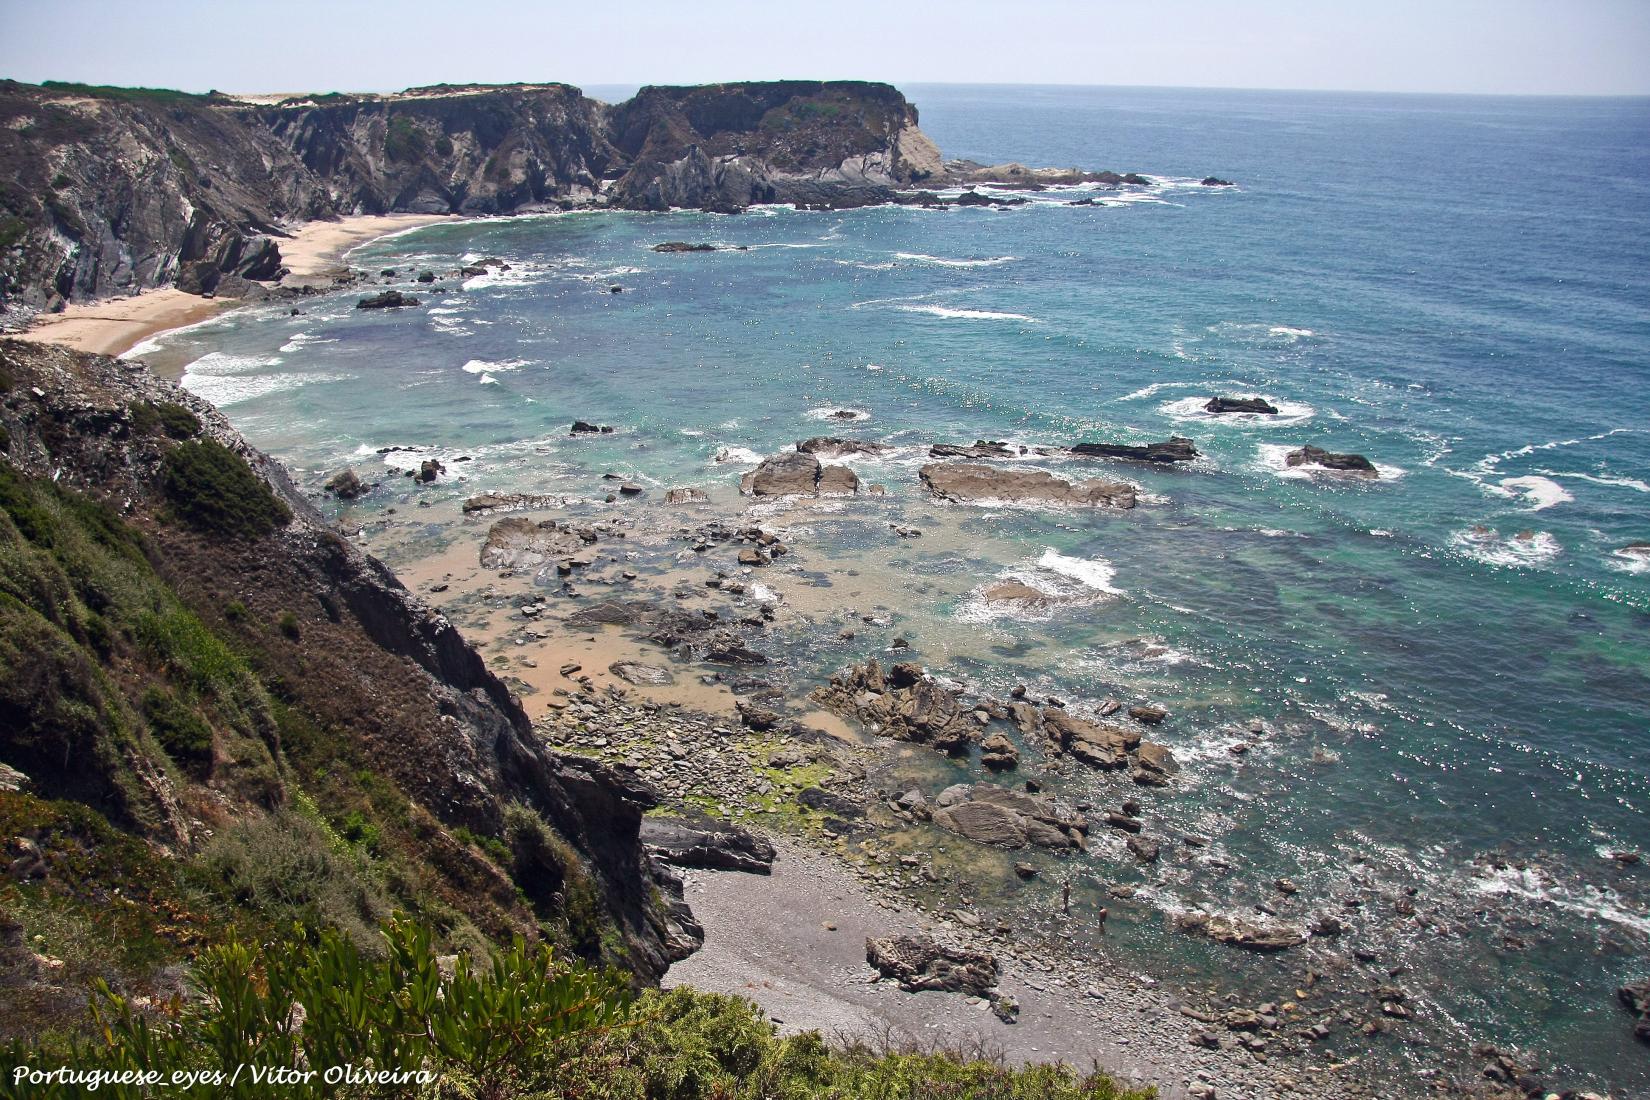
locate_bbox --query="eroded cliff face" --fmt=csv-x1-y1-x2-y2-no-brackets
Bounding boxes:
0,79,938,311
0,338,699,981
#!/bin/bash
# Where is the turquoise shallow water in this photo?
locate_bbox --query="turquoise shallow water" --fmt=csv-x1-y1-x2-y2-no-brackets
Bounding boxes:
146,86,1650,1088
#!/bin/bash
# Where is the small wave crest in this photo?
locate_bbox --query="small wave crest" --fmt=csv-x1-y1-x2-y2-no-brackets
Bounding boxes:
1492,475,1573,511
897,305,1040,323
892,252,1017,268
1450,526,1561,568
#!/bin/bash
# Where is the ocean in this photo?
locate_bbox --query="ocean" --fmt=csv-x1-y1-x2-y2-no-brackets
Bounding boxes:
141,85,1650,1091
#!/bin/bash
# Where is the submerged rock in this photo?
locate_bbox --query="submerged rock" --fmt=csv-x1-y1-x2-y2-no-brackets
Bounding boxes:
664,487,709,505
652,241,719,252
797,436,890,458
1204,396,1277,415
479,517,590,570
1286,445,1378,477
323,469,367,500
919,462,1135,509
930,440,1018,459
865,934,999,996
1069,436,1199,463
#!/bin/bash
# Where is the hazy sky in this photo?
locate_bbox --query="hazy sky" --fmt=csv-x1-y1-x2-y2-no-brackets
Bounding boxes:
3,0,1648,96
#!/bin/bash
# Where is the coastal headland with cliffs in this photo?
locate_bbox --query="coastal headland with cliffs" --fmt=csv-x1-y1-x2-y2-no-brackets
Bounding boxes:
2,75,1648,1100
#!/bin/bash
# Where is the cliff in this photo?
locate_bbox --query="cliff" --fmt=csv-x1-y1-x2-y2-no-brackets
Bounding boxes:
0,79,940,311
0,338,699,1030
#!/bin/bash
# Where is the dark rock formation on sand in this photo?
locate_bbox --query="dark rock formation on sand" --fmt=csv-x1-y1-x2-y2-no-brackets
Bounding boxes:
866,934,999,996
1069,437,1199,464
920,462,1136,508
1285,445,1379,477
0,79,941,311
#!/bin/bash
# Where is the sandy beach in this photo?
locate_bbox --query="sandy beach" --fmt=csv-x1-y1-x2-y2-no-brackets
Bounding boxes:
12,212,453,360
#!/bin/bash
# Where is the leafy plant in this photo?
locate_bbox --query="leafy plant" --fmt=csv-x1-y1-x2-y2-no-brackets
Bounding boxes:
160,440,289,540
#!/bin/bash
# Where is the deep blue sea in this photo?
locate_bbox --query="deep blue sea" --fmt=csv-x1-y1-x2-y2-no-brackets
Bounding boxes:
144,86,1650,1090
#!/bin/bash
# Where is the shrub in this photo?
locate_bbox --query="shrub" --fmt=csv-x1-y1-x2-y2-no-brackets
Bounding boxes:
160,440,289,539
140,685,212,763
128,400,199,439
276,610,299,639
384,115,429,162
222,599,247,622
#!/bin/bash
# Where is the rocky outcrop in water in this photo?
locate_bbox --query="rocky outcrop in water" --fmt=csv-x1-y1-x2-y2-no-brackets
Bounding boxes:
797,436,890,458
920,462,1136,508
1285,445,1379,477
1204,396,1277,415
1069,437,1199,463
739,450,860,496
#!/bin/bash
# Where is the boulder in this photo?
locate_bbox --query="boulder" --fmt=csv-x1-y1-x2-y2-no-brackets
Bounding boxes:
933,800,1028,848
356,290,420,309
608,660,676,686
979,732,1020,771
1043,708,1136,769
416,459,444,483
570,420,616,434
1204,396,1277,415
1069,436,1198,463
740,451,858,496
919,462,1135,508
865,935,999,996
323,469,367,500
981,581,1050,604
480,517,589,570
641,815,776,874
1129,704,1167,724
1178,913,1306,952
1201,177,1234,186
652,241,719,252
811,659,977,753
1619,980,1650,1043
1285,445,1378,477
1132,742,1180,787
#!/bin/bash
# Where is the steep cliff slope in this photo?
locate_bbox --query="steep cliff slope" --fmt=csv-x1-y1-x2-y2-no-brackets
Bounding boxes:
0,79,938,311
0,338,698,1032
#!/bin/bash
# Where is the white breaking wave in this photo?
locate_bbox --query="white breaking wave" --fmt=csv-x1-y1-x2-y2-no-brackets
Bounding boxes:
892,252,1017,268
462,358,528,375
1545,470,1650,494
1492,475,1573,511
278,331,337,354
1036,549,1124,594
805,406,871,422
712,445,764,465
1609,546,1650,575
1450,526,1562,569
1472,864,1650,936
897,305,1040,323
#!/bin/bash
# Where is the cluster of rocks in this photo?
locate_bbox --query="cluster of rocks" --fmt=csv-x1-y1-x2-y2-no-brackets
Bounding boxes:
812,659,981,754
534,693,865,832
570,420,616,435
1174,912,1307,953
480,516,608,574
461,492,569,516
797,436,890,458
